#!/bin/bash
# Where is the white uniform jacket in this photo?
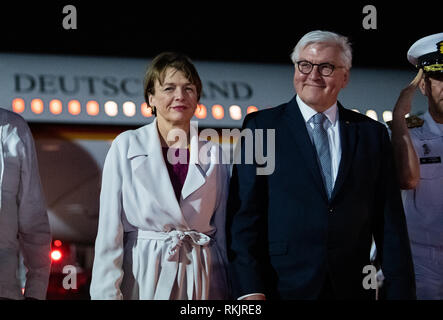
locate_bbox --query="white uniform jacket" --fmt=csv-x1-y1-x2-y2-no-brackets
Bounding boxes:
0,108,51,300
402,111,443,246
90,119,230,300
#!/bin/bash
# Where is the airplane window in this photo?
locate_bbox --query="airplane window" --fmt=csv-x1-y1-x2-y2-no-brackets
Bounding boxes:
12,98,25,113
195,104,207,119
212,104,224,120
87,100,99,116
382,110,392,123
123,101,136,117
366,109,378,121
104,101,118,117
50,99,62,115
247,106,258,114
141,102,152,117
68,100,81,115
229,105,242,120
31,98,44,114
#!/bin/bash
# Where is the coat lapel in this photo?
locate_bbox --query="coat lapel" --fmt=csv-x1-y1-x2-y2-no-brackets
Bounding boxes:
284,96,328,201
126,119,207,228
330,104,358,200
181,123,206,200
127,119,187,227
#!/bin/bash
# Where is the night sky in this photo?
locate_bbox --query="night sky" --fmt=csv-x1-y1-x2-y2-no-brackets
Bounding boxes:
0,1,441,69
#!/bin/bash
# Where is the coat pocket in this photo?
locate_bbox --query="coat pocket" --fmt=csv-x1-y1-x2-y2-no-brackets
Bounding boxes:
268,241,288,256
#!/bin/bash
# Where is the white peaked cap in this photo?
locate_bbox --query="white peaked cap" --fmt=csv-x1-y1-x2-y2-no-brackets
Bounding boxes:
407,32,443,66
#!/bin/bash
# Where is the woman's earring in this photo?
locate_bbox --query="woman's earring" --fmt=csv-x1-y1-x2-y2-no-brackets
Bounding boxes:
150,105,157,116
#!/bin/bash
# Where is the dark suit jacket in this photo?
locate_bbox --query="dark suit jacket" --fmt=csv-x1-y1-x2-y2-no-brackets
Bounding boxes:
226,96,416,300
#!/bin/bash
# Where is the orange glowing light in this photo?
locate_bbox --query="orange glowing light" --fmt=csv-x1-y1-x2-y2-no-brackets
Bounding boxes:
86,100,99,116
49,99,62,115
12,98,25,113
247,106,258,114
68,100,81,115
195,104,207,119
141,103,152,117
31,99,44,114
212,104,224,120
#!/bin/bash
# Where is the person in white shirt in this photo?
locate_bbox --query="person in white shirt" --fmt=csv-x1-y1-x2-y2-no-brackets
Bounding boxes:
391,32,443,299
0,107,51,300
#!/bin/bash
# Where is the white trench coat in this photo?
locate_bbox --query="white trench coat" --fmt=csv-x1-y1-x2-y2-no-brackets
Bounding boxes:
90,119,230,300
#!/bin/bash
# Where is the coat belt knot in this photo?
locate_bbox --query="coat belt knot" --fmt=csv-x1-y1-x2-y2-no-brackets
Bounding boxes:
166,230,211,261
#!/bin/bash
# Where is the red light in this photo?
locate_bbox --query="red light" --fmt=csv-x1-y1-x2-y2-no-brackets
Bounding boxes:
50,250,62,261
54,240,62,247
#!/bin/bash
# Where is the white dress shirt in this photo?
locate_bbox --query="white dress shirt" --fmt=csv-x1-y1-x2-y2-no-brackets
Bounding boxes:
296,95,342,187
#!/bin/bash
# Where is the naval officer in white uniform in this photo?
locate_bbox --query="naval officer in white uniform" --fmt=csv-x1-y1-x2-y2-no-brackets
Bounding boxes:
391,32,443,299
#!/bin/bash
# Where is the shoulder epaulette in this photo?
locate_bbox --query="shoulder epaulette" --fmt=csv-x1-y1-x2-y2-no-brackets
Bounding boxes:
386,115,424,130
405,115,425,128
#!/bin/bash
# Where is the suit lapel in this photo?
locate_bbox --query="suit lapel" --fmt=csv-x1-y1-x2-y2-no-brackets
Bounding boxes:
284,96,328,201
331,104,358,200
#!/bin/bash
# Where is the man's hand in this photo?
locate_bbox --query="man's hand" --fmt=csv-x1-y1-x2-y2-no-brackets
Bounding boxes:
393,69,423,119
391,68,423,189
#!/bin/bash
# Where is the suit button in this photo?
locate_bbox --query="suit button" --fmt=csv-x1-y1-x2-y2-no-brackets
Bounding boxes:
328,207,334,214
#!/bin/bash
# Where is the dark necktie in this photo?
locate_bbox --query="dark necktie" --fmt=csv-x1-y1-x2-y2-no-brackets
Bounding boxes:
311,113,332,199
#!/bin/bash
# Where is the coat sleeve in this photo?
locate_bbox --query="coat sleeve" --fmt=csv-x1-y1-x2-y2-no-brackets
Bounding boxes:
226,114,269,298
90,138,125,300
17,123,51,300
373,127,416,299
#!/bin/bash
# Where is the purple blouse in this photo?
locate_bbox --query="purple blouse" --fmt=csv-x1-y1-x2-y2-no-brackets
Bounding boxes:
161,147,190,201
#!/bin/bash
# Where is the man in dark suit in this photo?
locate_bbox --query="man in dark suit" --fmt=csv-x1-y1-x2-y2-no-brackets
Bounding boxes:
226,30,416,300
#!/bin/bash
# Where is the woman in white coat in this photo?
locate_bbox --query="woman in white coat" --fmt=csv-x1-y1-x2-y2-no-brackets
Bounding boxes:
90,52,230,300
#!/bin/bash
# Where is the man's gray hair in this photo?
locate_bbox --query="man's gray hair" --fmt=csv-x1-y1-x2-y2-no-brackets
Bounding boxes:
290,30,353,70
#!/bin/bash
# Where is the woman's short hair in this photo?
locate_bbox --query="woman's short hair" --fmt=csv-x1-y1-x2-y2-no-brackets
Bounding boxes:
143,52,202,112
290,30,353,70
